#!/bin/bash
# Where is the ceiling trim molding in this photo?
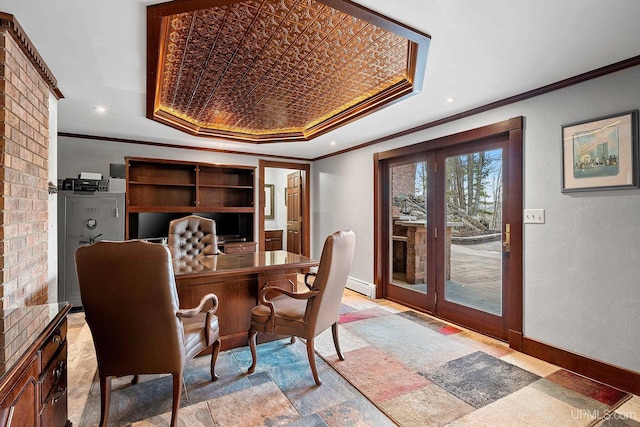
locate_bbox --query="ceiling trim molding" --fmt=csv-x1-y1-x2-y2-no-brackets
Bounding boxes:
313,54,640,161
0,12,64,99
59,55,640,163
57,132,311,162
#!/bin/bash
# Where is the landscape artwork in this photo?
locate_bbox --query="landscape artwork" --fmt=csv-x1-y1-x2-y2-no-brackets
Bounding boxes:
572,124,620,179
562,110,638,192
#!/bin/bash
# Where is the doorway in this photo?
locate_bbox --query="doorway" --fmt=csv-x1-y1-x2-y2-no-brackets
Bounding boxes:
375,118,523,345
258,160,311,257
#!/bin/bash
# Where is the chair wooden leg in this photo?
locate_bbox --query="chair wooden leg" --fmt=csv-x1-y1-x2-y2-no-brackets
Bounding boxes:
99,376,111,427
210,338,221,381
131,374,139,385
306,338,321,386
248,330,258,374
170,373,183,427
332,323,345,361
289,336,296,344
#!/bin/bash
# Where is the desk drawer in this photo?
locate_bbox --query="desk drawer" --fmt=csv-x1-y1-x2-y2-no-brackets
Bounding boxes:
40,341,67,406
40,383,68,427
223,242,256,254
40,322,66,372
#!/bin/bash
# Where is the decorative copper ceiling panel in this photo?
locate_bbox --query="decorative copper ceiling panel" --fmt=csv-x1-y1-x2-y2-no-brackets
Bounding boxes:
147,0,430,143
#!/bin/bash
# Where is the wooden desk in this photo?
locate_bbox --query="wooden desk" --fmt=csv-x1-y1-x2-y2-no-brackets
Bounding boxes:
175,250,317,350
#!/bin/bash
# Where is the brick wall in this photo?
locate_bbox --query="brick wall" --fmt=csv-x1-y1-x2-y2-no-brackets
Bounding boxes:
0,30,50,309
391,163,416,216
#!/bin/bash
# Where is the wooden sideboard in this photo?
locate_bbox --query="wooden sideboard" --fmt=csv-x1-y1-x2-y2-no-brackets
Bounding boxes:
175,251,317,350
0,303,71,427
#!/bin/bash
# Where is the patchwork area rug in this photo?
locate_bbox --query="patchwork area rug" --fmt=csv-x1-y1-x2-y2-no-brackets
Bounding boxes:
314,303,634,427
70,296,635,426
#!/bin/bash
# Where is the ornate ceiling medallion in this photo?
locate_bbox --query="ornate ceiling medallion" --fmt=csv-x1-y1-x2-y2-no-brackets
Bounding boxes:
147,0,430,143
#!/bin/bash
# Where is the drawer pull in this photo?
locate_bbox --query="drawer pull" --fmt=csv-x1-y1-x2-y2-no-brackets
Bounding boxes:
53,361,65,379
52,334,62,345
52,387,67,405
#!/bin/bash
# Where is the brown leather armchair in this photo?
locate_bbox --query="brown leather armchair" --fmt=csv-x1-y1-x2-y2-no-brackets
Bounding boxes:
168,215,220,272
75,240,221,427
248,230,355,385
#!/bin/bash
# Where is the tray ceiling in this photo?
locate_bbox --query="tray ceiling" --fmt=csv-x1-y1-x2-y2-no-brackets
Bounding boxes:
147,0,430,143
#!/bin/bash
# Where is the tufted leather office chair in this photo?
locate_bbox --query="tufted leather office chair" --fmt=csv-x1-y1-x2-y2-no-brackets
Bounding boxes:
168,215,220,272
75,240,221,427
248,230,355,385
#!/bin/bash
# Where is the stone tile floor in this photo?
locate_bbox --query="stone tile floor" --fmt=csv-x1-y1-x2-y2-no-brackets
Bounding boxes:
67,289,640,426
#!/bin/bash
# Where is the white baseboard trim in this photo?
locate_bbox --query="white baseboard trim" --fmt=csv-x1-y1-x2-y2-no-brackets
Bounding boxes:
346,277,376,299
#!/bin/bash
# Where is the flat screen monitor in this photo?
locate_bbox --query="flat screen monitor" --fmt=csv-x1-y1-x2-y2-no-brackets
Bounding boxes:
134,212,253,242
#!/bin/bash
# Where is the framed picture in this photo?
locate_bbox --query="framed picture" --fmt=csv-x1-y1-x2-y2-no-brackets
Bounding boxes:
562,110,639,192
264,184,275,219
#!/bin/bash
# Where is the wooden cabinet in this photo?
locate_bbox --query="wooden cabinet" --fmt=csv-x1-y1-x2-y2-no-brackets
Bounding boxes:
264,230,283,251
0,303,71,427
126,157,255,213
125,157,256,244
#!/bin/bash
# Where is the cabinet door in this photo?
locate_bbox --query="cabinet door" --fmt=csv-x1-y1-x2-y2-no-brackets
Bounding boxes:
0,356,38,427
264,230,283,250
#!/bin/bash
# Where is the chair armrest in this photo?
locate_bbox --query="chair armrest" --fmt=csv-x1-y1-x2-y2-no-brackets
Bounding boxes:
259,283,319,305
304,272,317,290
259,284,319,333
176,293,219,318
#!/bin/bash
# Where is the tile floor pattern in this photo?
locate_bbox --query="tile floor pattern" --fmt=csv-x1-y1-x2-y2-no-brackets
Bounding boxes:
67,290,640,426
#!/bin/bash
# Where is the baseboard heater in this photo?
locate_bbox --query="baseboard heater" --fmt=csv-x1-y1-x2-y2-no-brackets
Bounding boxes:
346,277,376,298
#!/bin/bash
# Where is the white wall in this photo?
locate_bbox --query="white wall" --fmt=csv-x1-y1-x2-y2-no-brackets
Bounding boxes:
57,138,264,244
313,65,640,374
264,167,289,248
58,139,261,180
58,65,640,374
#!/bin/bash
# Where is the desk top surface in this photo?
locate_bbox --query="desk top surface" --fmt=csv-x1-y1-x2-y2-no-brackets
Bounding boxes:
174,250,317,277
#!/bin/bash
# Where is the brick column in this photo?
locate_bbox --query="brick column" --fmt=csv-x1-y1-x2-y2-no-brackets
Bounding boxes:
0,14,62,309
406,225,427,284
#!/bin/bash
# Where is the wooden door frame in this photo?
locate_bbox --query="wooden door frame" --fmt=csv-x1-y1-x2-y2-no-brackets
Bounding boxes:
258,160,311,257
433,137,511,341
374,117,524,349
379,152,436,314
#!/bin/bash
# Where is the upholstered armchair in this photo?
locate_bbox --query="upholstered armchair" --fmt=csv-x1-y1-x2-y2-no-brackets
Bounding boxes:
75,240,221,427
248,230,355,385
168,215,220,272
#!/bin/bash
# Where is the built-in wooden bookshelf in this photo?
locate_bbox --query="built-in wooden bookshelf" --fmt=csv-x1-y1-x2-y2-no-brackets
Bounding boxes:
125,157,255,247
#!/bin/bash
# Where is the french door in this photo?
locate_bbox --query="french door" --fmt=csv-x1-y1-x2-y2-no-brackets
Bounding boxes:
386,153,435,312
377,118,523,342
435,141,507,339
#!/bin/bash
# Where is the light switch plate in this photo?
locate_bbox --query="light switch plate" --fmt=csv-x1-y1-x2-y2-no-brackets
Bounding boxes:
524,209,545,224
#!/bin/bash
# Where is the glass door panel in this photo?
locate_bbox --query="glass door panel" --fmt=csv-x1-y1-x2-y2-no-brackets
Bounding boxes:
387,160,430,309
443,149,503,315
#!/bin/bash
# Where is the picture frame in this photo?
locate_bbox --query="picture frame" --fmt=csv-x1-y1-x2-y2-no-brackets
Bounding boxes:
562,110,639,192
264,184,275,219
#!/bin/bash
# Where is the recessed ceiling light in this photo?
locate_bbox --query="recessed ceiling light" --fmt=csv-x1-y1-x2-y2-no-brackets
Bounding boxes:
445,97,455,103
330,141,337,146
94,106,107,114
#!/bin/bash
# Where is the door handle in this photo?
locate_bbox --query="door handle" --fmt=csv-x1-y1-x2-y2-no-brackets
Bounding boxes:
79,233,103,245
502,224,511,253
